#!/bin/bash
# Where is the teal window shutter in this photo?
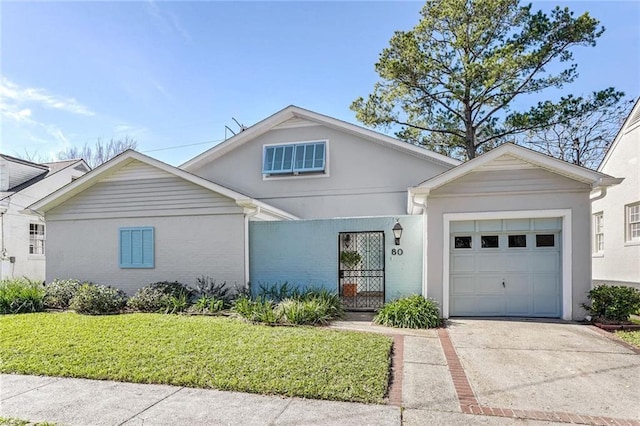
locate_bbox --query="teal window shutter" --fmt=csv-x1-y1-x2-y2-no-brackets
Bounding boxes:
263,141,326,175
120,227,154,268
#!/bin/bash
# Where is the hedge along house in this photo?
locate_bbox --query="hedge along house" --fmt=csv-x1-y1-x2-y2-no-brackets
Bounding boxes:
26,106,621,319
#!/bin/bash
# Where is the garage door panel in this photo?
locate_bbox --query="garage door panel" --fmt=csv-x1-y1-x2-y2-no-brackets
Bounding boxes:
533,294,560,316
475,275,503,294
450,219,561,318
476,255,503,272
506,296,532,316
451,255,474,273
451,276,475,294
504,254,529,272
532,254,560,272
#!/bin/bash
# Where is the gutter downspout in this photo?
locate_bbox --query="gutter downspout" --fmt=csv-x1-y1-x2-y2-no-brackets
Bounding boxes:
409,191,429,300
244,205,261,292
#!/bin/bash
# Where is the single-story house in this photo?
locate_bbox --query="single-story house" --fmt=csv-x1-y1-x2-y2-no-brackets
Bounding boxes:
592,98,640,289
26,106,622,320
1,154,89,281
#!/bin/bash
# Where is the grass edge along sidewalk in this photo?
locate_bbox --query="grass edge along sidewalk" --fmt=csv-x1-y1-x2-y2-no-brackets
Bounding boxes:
0,312,392,404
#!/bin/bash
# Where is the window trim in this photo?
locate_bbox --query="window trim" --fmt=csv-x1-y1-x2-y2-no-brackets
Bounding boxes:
262,140,329,178
625,202,640,244
593,212,604,255
29,223,45,256
119,227,155,269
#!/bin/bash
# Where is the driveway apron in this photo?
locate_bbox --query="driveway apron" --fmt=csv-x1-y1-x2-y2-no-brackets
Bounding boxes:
445,319,640,421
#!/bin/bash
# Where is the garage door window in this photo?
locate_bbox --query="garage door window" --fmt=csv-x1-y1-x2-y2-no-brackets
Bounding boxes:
481,235,499,248
454,236,472,249
508,235,526,248
536,234,555,247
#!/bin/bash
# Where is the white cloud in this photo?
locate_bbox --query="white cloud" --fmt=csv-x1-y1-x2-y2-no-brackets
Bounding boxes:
146,0,191,42
0,77,94,117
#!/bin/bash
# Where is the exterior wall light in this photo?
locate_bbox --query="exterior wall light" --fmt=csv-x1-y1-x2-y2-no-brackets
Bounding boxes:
392,221,403,246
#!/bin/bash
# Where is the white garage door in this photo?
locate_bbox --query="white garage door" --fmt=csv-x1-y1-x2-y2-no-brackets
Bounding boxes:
450,218,561,317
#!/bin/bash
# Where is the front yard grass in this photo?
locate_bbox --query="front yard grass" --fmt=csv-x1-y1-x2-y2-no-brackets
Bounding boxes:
616,330,640,348
0,313,392,403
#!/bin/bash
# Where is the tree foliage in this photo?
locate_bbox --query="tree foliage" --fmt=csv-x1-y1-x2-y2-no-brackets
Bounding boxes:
57,137,137,168
521,91,633,169
352,0,620,160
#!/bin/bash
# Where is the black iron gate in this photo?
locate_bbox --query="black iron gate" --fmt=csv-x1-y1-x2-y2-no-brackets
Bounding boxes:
338,231,385,309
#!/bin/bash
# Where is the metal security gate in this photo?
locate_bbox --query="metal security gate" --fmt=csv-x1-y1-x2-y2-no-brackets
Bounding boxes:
338,231,385,310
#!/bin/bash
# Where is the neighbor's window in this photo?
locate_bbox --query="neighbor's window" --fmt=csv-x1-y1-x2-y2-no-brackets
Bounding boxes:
263,141,326,175
593,212,604,254
626,203,640,243
119,227,154,268
29,223,45,255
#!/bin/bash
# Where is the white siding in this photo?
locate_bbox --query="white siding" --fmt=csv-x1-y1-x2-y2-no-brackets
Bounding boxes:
592,116,640,287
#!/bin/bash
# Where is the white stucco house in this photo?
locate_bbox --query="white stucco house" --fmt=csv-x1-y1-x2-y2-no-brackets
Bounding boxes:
1,154,90,281
26,106,622,320
592,99,640,289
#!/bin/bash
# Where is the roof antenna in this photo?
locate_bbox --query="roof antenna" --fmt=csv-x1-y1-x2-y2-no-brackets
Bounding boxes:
232,117,247,131
224,126,236,140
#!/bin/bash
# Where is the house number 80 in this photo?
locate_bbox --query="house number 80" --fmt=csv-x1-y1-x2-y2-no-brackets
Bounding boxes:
391,249,403,256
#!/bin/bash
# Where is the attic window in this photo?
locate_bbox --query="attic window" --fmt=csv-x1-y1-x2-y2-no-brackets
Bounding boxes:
263,141,326,176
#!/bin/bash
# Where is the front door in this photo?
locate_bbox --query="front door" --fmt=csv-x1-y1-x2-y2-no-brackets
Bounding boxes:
338,231,385,310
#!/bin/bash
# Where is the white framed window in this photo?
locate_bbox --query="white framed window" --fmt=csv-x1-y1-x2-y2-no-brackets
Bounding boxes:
263,141,326,176
593,212,604,254
626,202,640,243
29,223,45,255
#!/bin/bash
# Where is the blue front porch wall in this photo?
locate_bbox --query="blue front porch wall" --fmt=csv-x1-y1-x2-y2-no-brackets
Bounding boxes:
249,215,423,302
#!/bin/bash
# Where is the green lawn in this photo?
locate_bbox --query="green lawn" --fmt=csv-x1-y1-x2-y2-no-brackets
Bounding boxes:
0,417,55,426
616,330,640,348
0,313,392,403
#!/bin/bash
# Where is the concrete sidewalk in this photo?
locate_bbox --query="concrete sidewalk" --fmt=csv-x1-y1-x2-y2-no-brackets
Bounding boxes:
0,374,399,426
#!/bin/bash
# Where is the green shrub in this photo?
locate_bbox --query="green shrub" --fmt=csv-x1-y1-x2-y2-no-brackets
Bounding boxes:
301,288,345,320
189,296,225,314
43,279,81,309
69,284,127,315
257,282,301,302
127,281,194,313
374,295,442,329
232,295,279,324
195,276,232,305
582,284,640,323
276,298,332,325
0,278,45,314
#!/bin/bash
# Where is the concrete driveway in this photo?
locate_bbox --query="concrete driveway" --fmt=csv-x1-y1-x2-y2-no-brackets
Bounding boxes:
439,319,640,423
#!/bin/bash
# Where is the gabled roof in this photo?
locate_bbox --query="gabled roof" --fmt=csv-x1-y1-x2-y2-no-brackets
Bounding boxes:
410,143,622,196
26,150,298,221
180,105,461,171
598,97,640,172
0,154,49,171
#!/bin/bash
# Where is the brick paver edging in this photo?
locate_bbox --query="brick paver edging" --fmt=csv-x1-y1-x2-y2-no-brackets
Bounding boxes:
588,325,640,355
386,334,404,406
437,328,640,426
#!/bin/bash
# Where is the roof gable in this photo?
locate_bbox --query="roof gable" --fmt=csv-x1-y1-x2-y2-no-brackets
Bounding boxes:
411,143,621,195
26,150,297,220
598,97,640,172
180,105,461,172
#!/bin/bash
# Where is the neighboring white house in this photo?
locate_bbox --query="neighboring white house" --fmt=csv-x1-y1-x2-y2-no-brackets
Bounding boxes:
1,155,90,281
27,106,622,319
592,99,640,289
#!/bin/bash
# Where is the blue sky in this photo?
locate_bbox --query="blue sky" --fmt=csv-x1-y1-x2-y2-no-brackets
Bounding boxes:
1,1,639,166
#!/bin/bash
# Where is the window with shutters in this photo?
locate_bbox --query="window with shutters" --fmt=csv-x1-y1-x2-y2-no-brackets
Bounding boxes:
119,227,154,268
262,141,327,176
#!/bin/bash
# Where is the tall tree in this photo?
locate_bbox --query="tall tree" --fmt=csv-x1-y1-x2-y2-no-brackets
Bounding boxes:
521,91,633,169
57,137,137,168
351,0,621,161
